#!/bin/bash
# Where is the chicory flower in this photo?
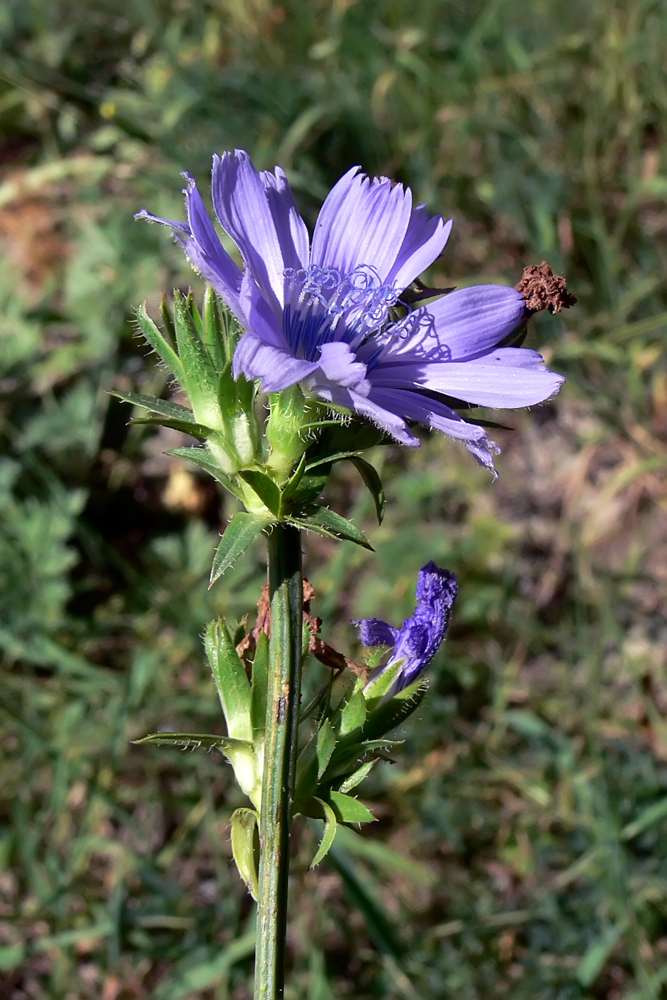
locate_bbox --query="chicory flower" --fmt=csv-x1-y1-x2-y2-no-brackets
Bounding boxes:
356,562,457,694
138,150,564,471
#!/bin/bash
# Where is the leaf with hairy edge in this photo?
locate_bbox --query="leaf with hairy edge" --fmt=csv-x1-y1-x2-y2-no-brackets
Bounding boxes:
239,470,282,516
338,689,367,737
111,391,199,424
172,291,220,407
166,446,243,498
130,417,210,441
210,512,274,586
285,506,373,550
329,790,376,824
310,797,338,868
283,467,331,510
316,718,336,780
362,680,429,741
132,732,253,753
279,453,307,507
204,620,252,741
361,658,406,705
324,738,402,780
349,456,386,524
135,303,186,383
339,760,377,793
230,808,259,899
305,451,361,471
202,285,230,372
250,631,269,739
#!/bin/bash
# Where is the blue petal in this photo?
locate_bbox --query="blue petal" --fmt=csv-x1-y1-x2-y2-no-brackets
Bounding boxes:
392,563,458,688
182,174,244,318
377,285,527,365
212,150,297,310
354,618,398,648
259,166,310,271
385,210,453,292
233,334,319,392
310,168,413,282
397,352,565,407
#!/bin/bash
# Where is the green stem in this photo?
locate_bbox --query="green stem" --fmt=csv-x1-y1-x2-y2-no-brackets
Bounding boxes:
254,524,303,1000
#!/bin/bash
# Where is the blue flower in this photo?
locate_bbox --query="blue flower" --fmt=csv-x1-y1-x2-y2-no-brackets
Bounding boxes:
138,149,564,471
355,563,458,694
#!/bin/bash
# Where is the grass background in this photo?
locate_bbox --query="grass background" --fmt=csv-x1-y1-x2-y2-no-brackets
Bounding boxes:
1,0,667,997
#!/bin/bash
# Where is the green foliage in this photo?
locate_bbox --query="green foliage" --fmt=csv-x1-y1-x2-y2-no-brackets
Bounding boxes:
1,0,667,996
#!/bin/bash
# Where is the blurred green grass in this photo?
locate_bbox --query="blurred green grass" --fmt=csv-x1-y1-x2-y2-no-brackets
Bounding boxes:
1,0,666,997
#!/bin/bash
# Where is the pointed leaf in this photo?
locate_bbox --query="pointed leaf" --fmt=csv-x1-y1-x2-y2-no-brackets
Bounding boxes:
130,416,210,441
310,797,338,868
132,732,252,753
362,658,407,705
239,470,282,516
111,391,199,424
279,453,307,507
325,738,402,780
316,719,336,780
230,808,259,899
283,466,331,510
329,790,376,824
172,290,220,399
286,506,373,550
362,680,429,740
210,512,274,586
205,619,252,739
202,284,230,372
167,446,243,498
305,451,361,471
135,303,186,383
349,457,386,524
338,689,367,738
250,630,269,739
339,759,377,793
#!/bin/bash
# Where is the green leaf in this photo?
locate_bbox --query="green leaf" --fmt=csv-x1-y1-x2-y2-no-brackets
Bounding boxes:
204,619,252,740
111,391,199,424
132,732,253,754
250,630,269,739
362,658,406,704
338,759,378,793
310,797,338,868
362,680,429,740
329,790,376,824
338,689,367,737
135,302,186,383
202,284,231,371
349,456,386,524
325,738,402,780
279,453,307,506
285,506,373,550
283,466,332,509
316,718,336,780
172,291,220,408
576,925,624,987
167,446,243,498
239,469,282,515
230,808,259,900
210,512,274,586
305,451,361,471
148,931,256,1000
327,846,402,959
130,416,210,441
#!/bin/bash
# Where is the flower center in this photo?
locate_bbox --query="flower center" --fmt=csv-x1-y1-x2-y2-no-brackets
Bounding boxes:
283,264,399,360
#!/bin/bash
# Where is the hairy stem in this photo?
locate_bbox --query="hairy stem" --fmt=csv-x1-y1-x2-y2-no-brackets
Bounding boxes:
254,524,303,1000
